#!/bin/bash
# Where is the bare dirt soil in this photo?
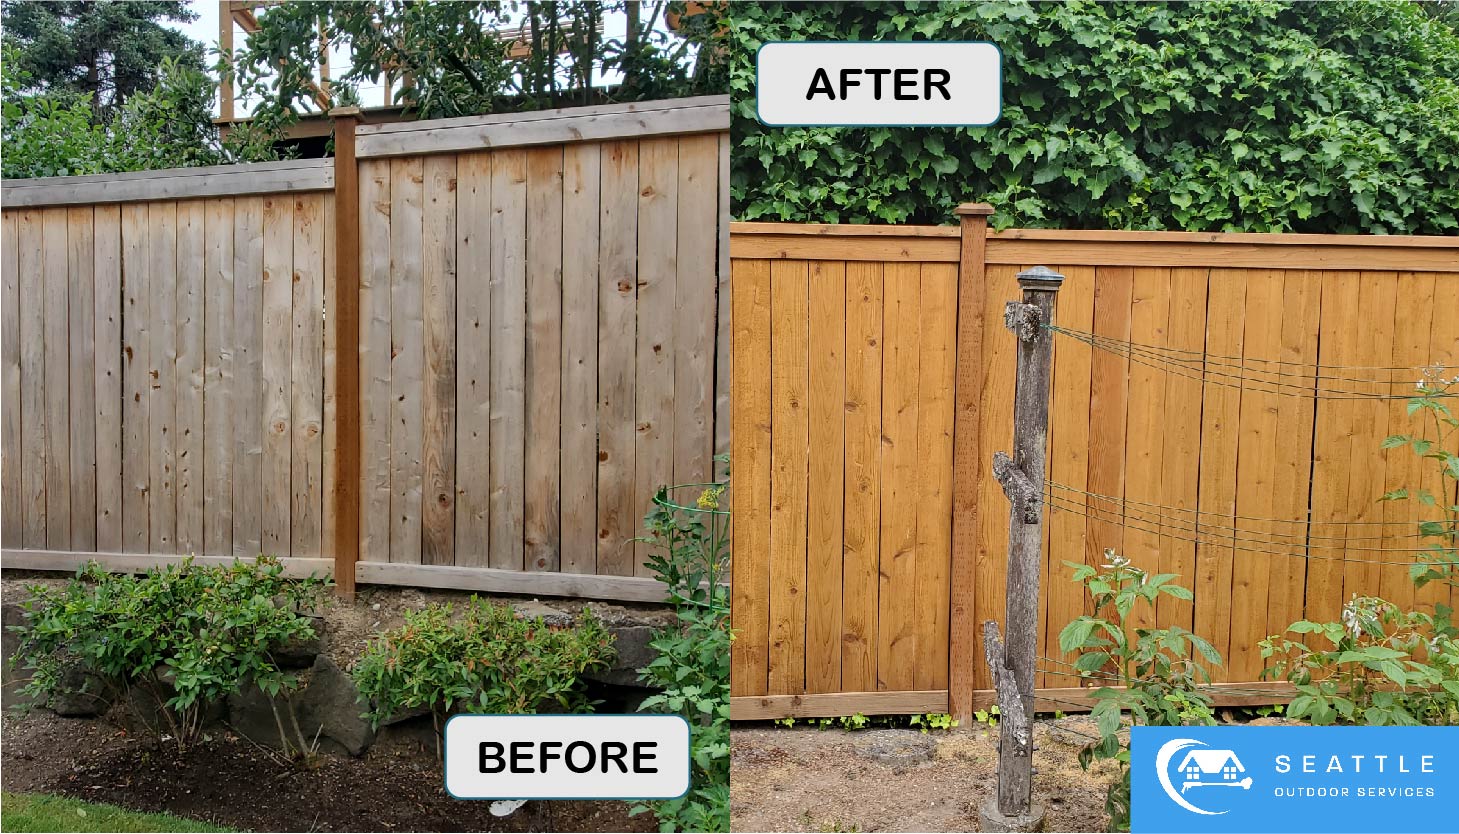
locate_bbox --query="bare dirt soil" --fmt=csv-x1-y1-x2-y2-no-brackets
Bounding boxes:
730,718,1121,833
2,707,654,833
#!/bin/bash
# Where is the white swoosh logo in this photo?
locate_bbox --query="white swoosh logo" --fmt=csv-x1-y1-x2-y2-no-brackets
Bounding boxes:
1156,738,1226,816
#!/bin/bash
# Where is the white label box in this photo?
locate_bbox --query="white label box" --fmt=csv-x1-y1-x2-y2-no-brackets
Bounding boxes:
756,41,1002,126
443,714,691,800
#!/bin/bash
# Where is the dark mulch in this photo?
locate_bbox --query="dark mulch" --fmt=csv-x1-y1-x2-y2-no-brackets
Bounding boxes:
2,710,655,833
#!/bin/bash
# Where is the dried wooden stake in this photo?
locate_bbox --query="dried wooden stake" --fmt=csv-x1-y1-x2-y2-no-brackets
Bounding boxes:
986,265,1062,821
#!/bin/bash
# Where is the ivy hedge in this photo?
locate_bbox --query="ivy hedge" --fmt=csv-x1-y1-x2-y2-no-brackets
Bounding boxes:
730,1,1459,233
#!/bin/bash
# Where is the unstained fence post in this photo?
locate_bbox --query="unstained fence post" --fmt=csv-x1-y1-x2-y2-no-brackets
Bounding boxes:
981,266,1063,833
329,107,362,599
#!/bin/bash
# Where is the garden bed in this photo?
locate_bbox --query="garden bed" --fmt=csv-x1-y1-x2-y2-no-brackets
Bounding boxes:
2,707,650,832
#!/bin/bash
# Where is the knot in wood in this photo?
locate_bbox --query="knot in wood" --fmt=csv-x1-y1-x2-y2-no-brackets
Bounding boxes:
1003,301,1042,343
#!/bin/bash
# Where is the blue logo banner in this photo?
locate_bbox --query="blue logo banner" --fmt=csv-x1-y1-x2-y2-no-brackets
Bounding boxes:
1131,726,1459,833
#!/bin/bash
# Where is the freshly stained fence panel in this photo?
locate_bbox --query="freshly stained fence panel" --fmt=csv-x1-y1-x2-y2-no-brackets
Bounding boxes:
730,221,1459,720
0,96,732,604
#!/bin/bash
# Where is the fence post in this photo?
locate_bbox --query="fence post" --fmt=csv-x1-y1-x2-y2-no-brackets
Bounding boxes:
949,202,993,725
329,106,362,599
981,265,1063,833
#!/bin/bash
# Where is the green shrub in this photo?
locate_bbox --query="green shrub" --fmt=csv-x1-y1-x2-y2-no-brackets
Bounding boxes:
9,556,329,754
731,1,1459,234
1058,553,1221,832
351,597,615,757
1261,596,1459,726
631,483,731,833
1379,369,1458,601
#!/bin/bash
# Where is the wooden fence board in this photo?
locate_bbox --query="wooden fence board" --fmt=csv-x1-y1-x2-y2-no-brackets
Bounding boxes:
291,194,327,558
1121,267,1170,636
674,134,719,488
1341,272,1399,606
560,144,600,575
913,263,957,691
388,158,425,565
634,138,679,575
231,197,264,558
119,205,149,553
524,147,562,571
731,257,773,697
421,156,458,567
42,209,71,549
453,152,491,567
66,207,97,551
202,199,235,555
878,262,921,692
1156,267,1209,635
841,261,883,693
596,141,639,577
1306,272,1356,625
260,197,292,556
174,201,205,554
768,259,809,695
489,149,527,572
1,213,21,549
806,260,846,694
1379,272,1434,615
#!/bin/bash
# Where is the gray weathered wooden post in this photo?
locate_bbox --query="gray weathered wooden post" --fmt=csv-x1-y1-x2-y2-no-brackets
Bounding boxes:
979,266,1063,833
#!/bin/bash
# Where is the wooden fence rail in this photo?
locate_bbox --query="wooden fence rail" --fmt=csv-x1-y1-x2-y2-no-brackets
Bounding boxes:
730,215,1459,721
1,97,731,604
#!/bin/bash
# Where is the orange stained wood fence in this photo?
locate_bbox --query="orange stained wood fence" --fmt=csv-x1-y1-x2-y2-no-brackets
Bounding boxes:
0,97,731,604
729,217,1459,721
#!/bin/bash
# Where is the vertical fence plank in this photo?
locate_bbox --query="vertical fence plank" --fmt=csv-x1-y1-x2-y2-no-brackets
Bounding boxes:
42,209,72,549
1306,272,1356,624
768,259,809,695
260,197,293,556
147,202,177,553
1425,273,1459,616
67,207,97,551
1378,271,1434,615
120,205,150,553
1121,267,1170,636
1084,266,1133,599
560,144,600,575
674,133,719,488
842,261,883,693
232,197,265,557
634,137,679,575
291,194,327,558
596,140,639,577
490,149,527,571
714,133,732,478
1043,265,1095,687
1265,269,1321,638
322,192,339,570
1341,272,1399,605
1228,270,1284,681
1193,268,1247,664
421,155,458,567
174,201,206,554
1155,267,1209,634
203,199,235,556
877,262,922,692
972,264,1021,691
389,157,425,565
19,210,49,550
453,153,490,567
805,260,845,694
914,263,957,692
525,147,562,571
1,213,21,549
731,258,773,697
360,161,394,564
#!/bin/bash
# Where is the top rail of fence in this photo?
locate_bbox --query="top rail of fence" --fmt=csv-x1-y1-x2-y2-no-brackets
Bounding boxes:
2,158,335,209
729,220,1459,271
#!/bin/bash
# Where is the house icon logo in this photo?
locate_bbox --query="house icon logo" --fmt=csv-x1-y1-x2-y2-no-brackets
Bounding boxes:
1155,738,1253,815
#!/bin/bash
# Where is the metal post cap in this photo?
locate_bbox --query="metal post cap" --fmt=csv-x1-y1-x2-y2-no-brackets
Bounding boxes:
1015,265,1064,291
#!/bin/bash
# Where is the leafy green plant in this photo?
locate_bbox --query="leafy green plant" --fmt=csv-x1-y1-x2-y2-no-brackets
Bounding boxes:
1058,553,1221,832
1260,596,1459,726
631,482,731,833
1380,369,1459,603
9,556,329,755
352,597,614,758
731,1,1459,234
908,712,958,733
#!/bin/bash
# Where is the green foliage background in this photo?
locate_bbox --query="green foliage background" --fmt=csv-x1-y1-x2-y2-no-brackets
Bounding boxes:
731,0,1459,233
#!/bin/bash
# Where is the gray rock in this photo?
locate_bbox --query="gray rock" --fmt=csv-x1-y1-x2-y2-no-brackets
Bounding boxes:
50,663,112,717
512,601,574,628
121,668,224,733
274,616,325,668
585,624,658,687
227,654,374,756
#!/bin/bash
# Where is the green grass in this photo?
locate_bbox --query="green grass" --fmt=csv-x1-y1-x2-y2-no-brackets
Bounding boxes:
1,792,233,833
